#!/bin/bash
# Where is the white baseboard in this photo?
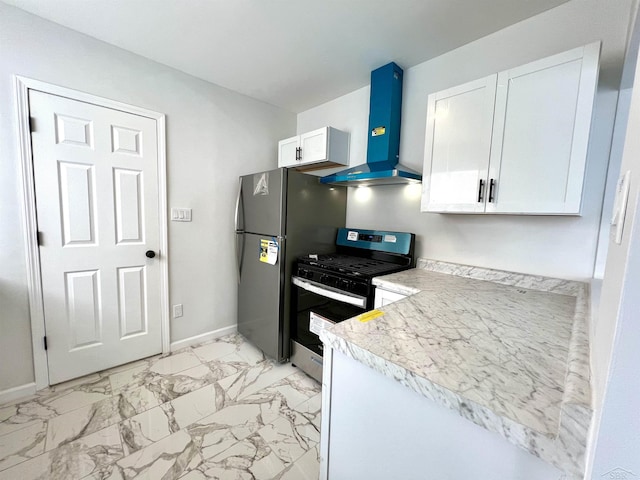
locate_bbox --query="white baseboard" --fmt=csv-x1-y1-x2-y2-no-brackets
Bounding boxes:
170,325,237,352
0,382,37,406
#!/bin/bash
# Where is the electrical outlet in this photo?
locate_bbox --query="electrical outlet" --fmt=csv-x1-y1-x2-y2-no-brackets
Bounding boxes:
173,304,183,318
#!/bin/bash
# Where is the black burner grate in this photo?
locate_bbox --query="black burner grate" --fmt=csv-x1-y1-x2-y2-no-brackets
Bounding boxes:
302,254,404,277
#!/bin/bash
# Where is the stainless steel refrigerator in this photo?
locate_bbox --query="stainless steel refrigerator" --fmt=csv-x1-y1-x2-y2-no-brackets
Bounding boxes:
234,168,346,362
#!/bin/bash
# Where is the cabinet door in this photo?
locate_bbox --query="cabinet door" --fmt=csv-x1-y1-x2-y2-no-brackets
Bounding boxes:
374,288,407,309
421,75,497,213
486,43,600,214
299,127,328,164
278,135,300,168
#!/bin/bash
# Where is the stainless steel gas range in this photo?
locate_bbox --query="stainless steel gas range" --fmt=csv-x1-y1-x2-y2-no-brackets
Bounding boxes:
290,228,415,381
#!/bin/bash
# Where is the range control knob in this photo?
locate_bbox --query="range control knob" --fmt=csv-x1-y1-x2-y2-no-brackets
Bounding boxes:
338,279,351,291
299,269,310,279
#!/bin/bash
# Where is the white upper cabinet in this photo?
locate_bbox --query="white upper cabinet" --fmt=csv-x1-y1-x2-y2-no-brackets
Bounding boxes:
487,44,600,214
299,128,329,164
421,75,497,213
278,127,349,171
278,136,300,168
421,42,600,215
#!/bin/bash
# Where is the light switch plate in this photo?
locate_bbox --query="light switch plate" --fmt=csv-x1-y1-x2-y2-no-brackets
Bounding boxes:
171,208,192,222
611,170,631,245
173,304,183,318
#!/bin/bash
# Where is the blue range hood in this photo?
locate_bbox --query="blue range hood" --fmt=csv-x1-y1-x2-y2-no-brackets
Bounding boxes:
321,62,422,186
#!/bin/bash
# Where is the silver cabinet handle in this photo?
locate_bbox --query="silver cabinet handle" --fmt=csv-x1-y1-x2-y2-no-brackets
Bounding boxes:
310,356,323,366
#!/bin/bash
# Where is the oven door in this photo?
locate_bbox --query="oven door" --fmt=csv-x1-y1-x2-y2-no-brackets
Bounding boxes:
291,276,368,357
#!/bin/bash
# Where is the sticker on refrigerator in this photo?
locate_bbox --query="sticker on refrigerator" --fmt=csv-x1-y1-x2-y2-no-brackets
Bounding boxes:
347,231,359,241
384,234,397,243
253,173,269,196
309,312,335,336
259,238,278,265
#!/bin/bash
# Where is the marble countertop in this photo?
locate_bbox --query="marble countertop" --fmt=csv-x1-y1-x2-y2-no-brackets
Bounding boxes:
320,259,592,479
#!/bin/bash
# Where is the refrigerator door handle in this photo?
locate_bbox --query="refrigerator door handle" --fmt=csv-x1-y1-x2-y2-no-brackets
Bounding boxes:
236,233,245,284
234,178,244,232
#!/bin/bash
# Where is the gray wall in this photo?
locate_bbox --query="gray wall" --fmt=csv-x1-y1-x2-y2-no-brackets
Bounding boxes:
588,3,640,475
298,0,632,281
0,3,296,391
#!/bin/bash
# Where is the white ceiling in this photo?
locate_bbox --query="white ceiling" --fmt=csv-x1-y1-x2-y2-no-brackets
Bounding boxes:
4,0,569,112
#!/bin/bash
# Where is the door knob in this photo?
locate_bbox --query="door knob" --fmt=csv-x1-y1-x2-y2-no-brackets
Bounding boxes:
145,250,156,259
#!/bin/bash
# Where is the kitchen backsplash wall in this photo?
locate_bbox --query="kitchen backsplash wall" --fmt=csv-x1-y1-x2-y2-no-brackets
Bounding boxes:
298,0,633,281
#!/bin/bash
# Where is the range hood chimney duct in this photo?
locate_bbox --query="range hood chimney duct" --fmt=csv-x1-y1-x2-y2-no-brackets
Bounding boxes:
320,62,422,186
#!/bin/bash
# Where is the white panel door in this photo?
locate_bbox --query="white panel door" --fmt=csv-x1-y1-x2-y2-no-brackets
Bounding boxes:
487,43,600,214
29,91,162,384
299,127,328,164
421,75,497,213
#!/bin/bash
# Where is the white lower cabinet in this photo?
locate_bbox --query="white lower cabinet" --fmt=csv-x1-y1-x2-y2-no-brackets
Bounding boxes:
422,42,600,215
373,287,407,308
278,126,349,171
320,348,565,480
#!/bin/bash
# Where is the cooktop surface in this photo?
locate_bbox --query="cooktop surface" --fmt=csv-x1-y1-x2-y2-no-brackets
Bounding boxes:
298,253,407,277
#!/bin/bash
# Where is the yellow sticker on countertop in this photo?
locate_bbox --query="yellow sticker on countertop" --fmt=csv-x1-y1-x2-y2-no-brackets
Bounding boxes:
358,310,384,323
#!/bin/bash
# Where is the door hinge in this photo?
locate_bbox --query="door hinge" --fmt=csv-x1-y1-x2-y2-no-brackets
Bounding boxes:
37,231,43,246
43,336,48,351
29,117,36,132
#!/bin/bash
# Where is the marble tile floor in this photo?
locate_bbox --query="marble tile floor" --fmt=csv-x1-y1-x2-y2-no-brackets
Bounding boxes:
0,334,322,480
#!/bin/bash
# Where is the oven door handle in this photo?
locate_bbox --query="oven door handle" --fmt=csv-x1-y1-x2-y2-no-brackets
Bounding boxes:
292,276,367,309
